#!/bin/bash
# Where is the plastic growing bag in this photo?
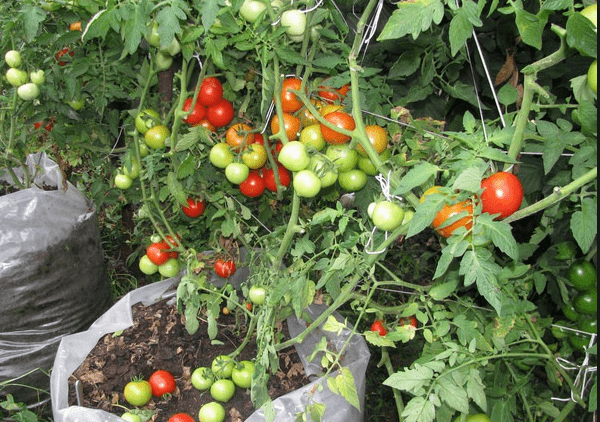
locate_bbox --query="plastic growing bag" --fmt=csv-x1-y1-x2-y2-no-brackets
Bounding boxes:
51,276,370,422
0,152,111,405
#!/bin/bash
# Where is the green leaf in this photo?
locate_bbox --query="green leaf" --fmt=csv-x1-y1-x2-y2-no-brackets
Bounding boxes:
331,368,361,410
365,330,397,347
566,13,598,58
590,379,597,412
514,4,550,49
377,0,445,41
452,166,485,192
155,4,188,48
460,250,503,314
497,83,519,106
384,364,434,394
407,196,444,238
448,1,482,56
401,396,436,422
167,172,188,206
467,368,487,411
571,197,597,254
177,154,196,179
542,0,573,10
478,147,518,163
436,377,469,413
478,217,519,261
393,162,440,195
433,248,455,280
120,2,153,57
429,277,460,300
20,4,46,43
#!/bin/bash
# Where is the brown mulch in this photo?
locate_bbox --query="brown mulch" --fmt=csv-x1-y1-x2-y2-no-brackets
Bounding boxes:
69,298,310,421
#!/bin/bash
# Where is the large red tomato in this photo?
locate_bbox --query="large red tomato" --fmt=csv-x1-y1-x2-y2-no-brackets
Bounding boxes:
480,172,523,219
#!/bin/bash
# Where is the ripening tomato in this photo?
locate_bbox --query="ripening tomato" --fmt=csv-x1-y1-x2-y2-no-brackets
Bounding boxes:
433,201,473,238
480,172,523,219
226,123,254,151
279,77,304,113
299,98,323,127
320,111,355,144
207,99,234,128
318,79,350,103
399,316,418,328
123,380,152,407
242,144,268,169
357,125,389,156
146,242,171,266
198,77,224,106
55,47,74,65
370,320,387,336
149,370,176,397
145,125,170,149
239,171,265,198
270,112,300,141
182,197,206,218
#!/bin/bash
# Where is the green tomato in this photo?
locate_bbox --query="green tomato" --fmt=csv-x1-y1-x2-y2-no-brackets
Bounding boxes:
300,124,326,151
155,51,173,71
371,201,405,232
158,258,180,278
122,158,140,179
225,162,250,185
145,125,170,149
210,379,236,402
325,144,358,173
138,141,149,158
569,330,592,352
29,70,45,85
191,367,214,390
210,143,234,169
581,3,597,28
4,50,22,68
357,148,391,176
279,141,310,172
293,169,322,198
6,68,28,87
562,302,580,322
123,380,152,407
309,155,338,188
567,260,597,291
146,21,161,48
211,355,235,378
135,109,161,135
139,255,158,275
121,413,142,422
67,98,86,111
573,288,597,316
280,9,307,36
338,169,367,192
551,321,571,340
231,360,255,389
587,59,597,94
198,402,225,422
162,37,181,57
249,286,266,305
114,174,133,190
577,316,597,334
240,0,267,22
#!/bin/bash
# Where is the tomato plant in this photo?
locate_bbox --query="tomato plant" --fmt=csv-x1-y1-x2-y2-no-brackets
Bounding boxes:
299,124,326,151
433,201,474,238
211,355,235,378
337,169,367,192
226,123,254,151
145,125,170,149
4,50,21,68
148,370,176,397
278,141,310,171
325,144,358,173
209,143,234,169
182,197,206,218
318,78,350,103
239,171,265,198
371,201,405,232
55,47,73,65
214,259,236,278
6,68,27,87
242,143,268,169
114,174,133,190
121,413,142,422
135,109,161,135
573,288,597,315
240,0,267,22
357,125,389,156
270,112,301,141
225,162,250,184
139,255,158,275
248,285,266,305
158,258,180,278
17,83,40,101
123,379,152,407
280,9,307,38
480,172,524,219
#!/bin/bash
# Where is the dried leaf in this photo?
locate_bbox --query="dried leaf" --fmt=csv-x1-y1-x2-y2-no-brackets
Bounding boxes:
495,51,516,86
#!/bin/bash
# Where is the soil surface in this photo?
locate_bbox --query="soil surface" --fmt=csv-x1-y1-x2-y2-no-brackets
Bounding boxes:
69,298,310,421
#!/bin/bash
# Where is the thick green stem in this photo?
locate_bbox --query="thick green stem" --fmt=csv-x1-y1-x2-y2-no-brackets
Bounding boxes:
381,347,405,418
504,167,597,223
274,192,301,269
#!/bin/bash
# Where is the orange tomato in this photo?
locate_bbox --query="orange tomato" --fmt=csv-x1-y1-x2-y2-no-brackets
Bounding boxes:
69,21,82,31
357,125,388,156
320,111,355,144
318,79,350,103
226,123,254,151
279,77,304,113
432,201,473,238
270,112,301,141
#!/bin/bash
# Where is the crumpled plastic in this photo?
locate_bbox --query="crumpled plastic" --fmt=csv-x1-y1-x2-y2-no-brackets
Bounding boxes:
0,152,111,406
51,274,370,422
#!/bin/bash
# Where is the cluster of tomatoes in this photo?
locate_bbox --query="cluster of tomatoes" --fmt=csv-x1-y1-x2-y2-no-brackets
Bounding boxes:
4,49,44,101
208,76,391,199
556,260,597,351
139,235,181,278
370,315,418,337
120,354,255,422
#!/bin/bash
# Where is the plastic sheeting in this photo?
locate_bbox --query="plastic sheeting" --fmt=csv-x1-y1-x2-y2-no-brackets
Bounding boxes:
51,275,370,422
0,153,112,405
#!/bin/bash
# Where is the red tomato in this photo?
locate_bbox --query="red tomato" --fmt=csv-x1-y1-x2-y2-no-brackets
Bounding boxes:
167,414,195,422
370,320,387,336
207,98,234,128
182,197,206,218
214,259,236,278
148,370,176,397
55,47,74,65
198,77,224,106
146,242,171,266
399,316,418,328
480,172,524,219
279,77,304,113
182,97,207,125
34,118,54,132
318,79,350,103
239,171,265,198
262,164,292,192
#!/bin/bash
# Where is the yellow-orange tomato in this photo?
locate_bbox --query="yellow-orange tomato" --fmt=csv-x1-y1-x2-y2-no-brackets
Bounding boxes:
420,186,442,203
432,201,473,238
270,112,301,141
357,125,388,156
299,98,323,127
69,21,82,31
320,104,344,116
226,123,254,151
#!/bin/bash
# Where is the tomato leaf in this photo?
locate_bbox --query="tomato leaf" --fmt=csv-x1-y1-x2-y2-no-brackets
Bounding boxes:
330,368,360,411
436,377,469,414
393,162,439,195
155,4,187,48
510,1,551,49
384,364,434,394
570,197,597,254
448,1,482,56
467,367,487,412
566,13,598,59
167,172,188,206
400,396,436,422
452,166,486,192
20,4,46,43
378,0,444,41
460,250,503,314
120,2,152,57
